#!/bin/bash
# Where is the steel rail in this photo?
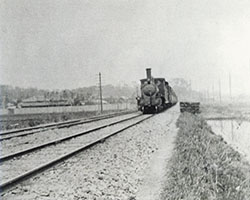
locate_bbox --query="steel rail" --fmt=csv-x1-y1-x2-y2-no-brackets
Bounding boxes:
0,114,153,192
0,111,136,141
0,119,79,136
0,114,142,162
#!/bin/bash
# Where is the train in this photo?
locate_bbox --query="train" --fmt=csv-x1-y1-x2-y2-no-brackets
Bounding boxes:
137,68,178,114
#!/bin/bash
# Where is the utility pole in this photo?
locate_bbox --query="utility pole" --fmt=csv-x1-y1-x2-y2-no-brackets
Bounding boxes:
212,84,215,102
136,85,139,97
189,80,193,100
207,89,210,102
99,72,103,113
229,72,232,101
219,79,222,103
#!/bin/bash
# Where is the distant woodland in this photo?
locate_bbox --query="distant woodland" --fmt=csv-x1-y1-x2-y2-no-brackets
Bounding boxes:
0,78,202,108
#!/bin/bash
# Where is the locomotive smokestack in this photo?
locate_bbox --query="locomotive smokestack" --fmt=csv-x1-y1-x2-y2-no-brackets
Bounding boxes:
146,68,152,79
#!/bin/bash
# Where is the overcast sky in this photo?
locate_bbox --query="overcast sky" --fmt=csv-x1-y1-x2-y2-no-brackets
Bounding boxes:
1,0,250,96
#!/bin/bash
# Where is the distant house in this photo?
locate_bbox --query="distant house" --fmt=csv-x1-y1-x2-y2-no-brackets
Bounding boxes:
20,96,72,108
85,99,108,105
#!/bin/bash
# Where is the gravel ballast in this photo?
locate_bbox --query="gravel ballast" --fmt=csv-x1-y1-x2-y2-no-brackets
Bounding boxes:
0,113,139,156
0,114,149,184
1,106,179,199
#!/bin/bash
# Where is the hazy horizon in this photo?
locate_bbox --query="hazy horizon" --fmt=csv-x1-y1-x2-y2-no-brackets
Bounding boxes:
1,0,250,96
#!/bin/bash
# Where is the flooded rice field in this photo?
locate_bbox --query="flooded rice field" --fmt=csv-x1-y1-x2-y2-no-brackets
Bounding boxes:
208,119,250,163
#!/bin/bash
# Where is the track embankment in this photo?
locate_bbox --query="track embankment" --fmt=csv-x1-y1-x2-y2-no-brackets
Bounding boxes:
161,112,250,200
1,107,178,200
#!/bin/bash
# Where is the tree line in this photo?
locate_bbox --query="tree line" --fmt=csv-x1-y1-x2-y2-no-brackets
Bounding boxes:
0,78,202,108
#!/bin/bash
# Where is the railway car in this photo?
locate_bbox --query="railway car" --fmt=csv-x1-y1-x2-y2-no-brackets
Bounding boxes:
138,68,178,114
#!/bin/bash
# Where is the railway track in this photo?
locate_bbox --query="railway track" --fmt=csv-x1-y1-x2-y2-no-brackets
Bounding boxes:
0,113,153,192
0,113,141,161
0,113,140,157
0,110,136,141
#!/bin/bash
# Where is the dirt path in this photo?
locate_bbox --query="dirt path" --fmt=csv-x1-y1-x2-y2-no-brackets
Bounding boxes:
136,110,179,200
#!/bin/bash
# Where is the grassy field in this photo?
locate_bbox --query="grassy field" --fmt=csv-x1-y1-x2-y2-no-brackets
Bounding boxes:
0,111,96,130
161,112,250,200
0,109,132,130
200,103,250,121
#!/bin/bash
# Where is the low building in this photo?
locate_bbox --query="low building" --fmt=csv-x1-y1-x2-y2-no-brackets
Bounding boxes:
20,96,72,108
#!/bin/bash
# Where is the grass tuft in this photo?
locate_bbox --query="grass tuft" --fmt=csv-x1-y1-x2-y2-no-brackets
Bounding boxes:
161,112,250,200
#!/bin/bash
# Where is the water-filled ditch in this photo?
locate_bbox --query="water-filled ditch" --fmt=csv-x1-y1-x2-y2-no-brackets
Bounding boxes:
208,119,250,163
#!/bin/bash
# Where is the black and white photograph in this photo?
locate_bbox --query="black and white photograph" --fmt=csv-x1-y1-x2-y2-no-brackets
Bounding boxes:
0,0,250,199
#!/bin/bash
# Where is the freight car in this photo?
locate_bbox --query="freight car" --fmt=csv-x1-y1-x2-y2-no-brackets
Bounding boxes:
137,68,178,114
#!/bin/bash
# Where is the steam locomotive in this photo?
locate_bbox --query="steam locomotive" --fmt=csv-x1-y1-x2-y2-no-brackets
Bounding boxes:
137,68,178,114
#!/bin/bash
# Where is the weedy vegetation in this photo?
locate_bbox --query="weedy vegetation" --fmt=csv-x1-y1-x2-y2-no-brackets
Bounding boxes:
0,110,114,130
161,112,250,200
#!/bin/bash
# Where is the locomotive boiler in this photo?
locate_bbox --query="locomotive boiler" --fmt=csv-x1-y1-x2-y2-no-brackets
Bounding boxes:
138,68,178,114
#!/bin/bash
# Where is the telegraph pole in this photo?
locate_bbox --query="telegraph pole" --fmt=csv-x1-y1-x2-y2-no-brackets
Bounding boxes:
219,79,222,103
229,72,232,101
136,85,139,97
207,89,210,102
212,84,215,102
99,72,103,113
